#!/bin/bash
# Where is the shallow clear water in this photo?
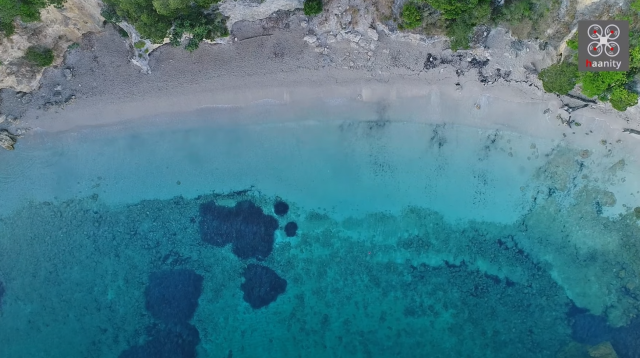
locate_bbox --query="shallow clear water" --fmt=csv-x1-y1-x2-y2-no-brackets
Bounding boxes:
0,99,639,358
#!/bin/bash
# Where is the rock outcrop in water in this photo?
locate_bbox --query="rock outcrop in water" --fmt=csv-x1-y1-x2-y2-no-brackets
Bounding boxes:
0,129,18,150
273,200,289,216
284,221,298,237
119,322,200,358
240,264,287,309
199,200,278,260
144,269,204,324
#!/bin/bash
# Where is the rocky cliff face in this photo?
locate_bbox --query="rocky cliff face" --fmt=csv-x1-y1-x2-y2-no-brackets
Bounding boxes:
0,0,104,92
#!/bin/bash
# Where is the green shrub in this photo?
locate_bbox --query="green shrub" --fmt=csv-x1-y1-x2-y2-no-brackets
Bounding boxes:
303,0,322,16
67,42,80,50
425,0,478,19
169,9,228,51
494,0,533,24
447,19,474,51
117,26,129,38
445,0,491,51
631,46,640,69
609,87,639,111
631,0,640,12
401,2,422,29
537,62,578,95
134,40,146,49
566,33,578,50
24,46,54,67
1,0,66,36
103,0,228,48
100,3,122,23
579,71,627,98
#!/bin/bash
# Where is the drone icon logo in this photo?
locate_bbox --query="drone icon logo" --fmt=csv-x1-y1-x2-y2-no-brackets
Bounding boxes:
579,20,629,72
587,24,620,57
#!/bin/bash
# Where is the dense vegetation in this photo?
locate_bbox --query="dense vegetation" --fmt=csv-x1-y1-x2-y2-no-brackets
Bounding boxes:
399,0,553,51
536,0,640,111
537,62,578,95
0,0,65,36
401,2,423,30
102,0,228,51
24,46,54,67
303,0,322,16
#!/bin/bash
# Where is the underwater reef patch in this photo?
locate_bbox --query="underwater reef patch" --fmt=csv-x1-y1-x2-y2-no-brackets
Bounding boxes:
145,269,204,324
568,306,640,358
240,264,287,309
273,200,289,216
569,311,613,346
611,318,640,358
284,222,298,237
199,200,279,260
119,322,200,358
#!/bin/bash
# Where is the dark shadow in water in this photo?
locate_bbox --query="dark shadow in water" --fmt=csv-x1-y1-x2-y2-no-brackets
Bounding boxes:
199,200,279,261
568,301,640,358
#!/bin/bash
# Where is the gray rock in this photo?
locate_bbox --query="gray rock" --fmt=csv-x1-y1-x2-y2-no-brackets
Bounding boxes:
510,40,525,52
21,93,33,104
0,129,18,150
64,68,73,80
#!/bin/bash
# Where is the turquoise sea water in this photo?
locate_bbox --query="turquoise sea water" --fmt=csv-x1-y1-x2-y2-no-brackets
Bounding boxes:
0,98,639,358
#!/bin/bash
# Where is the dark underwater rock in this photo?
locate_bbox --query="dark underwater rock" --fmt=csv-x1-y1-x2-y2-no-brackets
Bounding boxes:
199,200,279,260
569,312,613,346
240,264,287,309
119,322,200,358
612,318,640,358
284,222,298,237
145,269,204,324
273,200,289,216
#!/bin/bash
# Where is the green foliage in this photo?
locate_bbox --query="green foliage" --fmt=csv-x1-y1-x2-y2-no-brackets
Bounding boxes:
0,0,66,36
303,0,322,16
134,40,146,49
578,71,627,98
566,33,578,51
169,8,228,51
117,26,129,38
103,0,173,43
445,0,491,51
101,3,122,23
609,87,639,111
24,46,54,67
631,46,640,69
424,0,478,19
401,2,422,29
537,62,578,95
67,42,80,50
494,0,533,24
631,0,640,12
447,19,474,51
152,0,190,16
104,0,228,48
